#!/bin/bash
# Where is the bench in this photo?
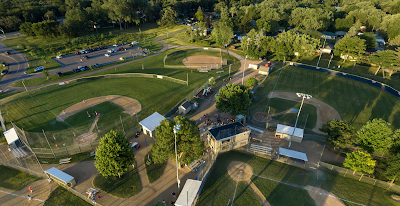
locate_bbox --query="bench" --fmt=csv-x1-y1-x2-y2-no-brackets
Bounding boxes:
86,187,99,195
251,138,263,143
59,158,71,164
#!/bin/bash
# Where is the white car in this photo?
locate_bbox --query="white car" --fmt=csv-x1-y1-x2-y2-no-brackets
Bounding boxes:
56,55,62,59
34,66,44,72
113,44,118,47
107,49,117,53
104,53,110,57
131,41,139,44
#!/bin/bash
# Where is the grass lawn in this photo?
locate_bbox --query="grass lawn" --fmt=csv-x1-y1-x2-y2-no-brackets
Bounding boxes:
43,186,91,206
198,151,400,206
38,152,94,164
251,64,400,130
0,165,40,190
144,152,166,183
92,167,141,198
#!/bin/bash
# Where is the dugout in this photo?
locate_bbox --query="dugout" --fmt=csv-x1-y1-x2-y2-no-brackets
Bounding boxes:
139,112,165,138
278,147,308,163
175,179,202,206
275,124,304,143
45,167,76,187
3,128,22,148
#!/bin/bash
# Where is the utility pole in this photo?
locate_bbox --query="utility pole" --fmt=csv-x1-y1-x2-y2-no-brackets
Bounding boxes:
316,37,327,67
187,73,188,86
242,55,249,85
327,54,333,69
266,106,270,129
229,64,232,77
173,124,181,192
289,93,312,148
42,129,55,158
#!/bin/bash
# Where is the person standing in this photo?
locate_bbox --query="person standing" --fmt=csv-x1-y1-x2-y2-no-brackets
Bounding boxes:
28,186,32,193
27,195,31,200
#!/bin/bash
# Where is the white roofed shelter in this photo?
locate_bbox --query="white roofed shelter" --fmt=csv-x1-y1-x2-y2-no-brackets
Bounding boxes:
139,112,165,137
4,128,21,148
275,124,304,143
175,179,202,206
45,167,76,187
278,147,308,162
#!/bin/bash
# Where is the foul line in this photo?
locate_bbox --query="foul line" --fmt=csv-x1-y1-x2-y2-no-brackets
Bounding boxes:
0,189,45,203
264,63,286,113
253,174,366,206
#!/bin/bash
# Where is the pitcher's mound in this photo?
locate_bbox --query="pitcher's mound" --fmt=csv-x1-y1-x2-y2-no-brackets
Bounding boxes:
182,55,222,68
227,161,253,181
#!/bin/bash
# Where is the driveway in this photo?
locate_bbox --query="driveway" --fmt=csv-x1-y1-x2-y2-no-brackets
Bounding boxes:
0,42,28,91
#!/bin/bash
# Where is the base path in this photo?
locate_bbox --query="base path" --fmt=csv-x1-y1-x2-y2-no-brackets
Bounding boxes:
268,92,341,131
182,55,222,68
56,95,141,122
305,186,345,206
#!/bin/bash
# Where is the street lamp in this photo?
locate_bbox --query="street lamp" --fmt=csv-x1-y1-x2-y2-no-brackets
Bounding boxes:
173,124,181,192
242,55,249,85
288,93,312,148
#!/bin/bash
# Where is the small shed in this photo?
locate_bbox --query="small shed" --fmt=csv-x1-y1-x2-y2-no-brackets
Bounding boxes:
236,114,246,124
4,128,21,148
259,62,274,75
179,101,192,115
275,124,304,143
278,147,308,162
139,112,166,137
175,179,202,206
321,44,334,54
45,167,76,187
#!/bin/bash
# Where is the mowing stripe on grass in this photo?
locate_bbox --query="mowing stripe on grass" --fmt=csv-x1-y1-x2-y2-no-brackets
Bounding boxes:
253,174,366,206
264,63,287,113
230,176,239,206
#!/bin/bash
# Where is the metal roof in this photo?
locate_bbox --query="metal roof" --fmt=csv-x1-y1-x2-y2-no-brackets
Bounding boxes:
180,101,192,110
279,147,308,161
4,128,19,145
45,167,75,184
175,179,202,206
208,122,249,141
139,112,165,132
276,124,304,137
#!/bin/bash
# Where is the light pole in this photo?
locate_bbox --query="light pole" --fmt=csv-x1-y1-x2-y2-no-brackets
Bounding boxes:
242,55,249,85
173,124,181,192
288,93,312,148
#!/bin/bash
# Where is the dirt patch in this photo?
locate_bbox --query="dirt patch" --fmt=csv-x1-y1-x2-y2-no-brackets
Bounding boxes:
56,95,141,122
73,116,100,145
182,55,222,68
305,186,345,206
228,161,253,181
268,92,341,132
253,109,296,122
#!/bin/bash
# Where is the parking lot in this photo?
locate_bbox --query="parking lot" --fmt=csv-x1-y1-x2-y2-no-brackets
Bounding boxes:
49,44,145,75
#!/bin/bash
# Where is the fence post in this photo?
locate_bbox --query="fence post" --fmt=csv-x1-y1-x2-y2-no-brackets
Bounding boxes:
42,129,56,159
344,169,348,177
331,165,334,171
78,144,81,153
90,142,93,150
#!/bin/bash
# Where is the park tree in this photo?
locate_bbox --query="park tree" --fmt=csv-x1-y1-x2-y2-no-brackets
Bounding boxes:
216,83,252,115
103,0,141,30
369,50,399,78
0,16,22,30
357,118,394,154
389,35,400,47
194,7,204,22
94,130,134,178
245,77,258,88
64,8,88,31
345,21,362,38
359,32,376,49
151,116,204,165
44,11,56,20
19,22,35,37
382,153,400,186
289,7,333,30
334,36,366,62
380,14,400,39
343,151,376,179
159,6,177,27
320,120,356,149
32,20,60,40
211,22,233,46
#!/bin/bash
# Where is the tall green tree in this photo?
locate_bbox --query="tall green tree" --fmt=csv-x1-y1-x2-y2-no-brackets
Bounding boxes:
194,7,204,22
359,32,376,49
320,120,356,149
343,151,376,178
369,50,399,78
104,0,141,30
216,83,252,115
151,116,204,165
95,130,134,178
357,118,393,154
159,6,177,27
289,7,333,30
211,22,233,46
245,77,258,88
334,36,366,62
19,22,35,37
382,153,400,186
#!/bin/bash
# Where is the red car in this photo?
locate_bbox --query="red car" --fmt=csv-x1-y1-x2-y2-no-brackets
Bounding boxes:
75,51,80,55
119,47,124,50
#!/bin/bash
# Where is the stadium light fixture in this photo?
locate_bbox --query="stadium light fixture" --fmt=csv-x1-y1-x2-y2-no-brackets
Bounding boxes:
289,93,312,148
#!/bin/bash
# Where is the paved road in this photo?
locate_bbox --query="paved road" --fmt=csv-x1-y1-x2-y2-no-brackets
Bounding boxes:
0,42,28,91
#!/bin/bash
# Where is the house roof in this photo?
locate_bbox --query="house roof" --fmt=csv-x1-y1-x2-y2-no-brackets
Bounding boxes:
325,44,334,49
321,32,336,37
279,147,308,161
276,124,304,137
4,128,19,145
139,112,165,132
208,122,249,141
180,101,191,110
175,179,202,206
335,31,347,36
45,167,75,184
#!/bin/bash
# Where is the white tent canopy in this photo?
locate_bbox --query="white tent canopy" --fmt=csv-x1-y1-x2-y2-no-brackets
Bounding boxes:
139,112,165,132
4,128,19,145
276,124,304,137
175,179,202,206
45,167,75,184
279,147,308,161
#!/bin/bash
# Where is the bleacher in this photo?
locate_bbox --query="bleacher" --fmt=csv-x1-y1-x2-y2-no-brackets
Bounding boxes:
188,159,205,172
9,147,27,158
249,144,272,156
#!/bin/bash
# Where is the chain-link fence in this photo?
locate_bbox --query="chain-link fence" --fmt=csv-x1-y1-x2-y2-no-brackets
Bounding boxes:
319,162,400,193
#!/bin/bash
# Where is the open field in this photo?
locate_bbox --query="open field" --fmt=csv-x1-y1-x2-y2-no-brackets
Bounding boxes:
251,64,400,130
198,151,400,206
0,165,40,190
43,186,91,206
92,167,141,198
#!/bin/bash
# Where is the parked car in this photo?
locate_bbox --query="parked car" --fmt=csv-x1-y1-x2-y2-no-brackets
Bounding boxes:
113,44,118,47
1,62,9,66
104,53,110,57
131,41,139,45
83,55,89,59
119,47,124,51
1,69,8,75
5,51,11,55
56,55,62,59
75,51,81,55
72,68,80,73
80,67,85,71
84,66,90,70
100,46,107,49
57,72,63,77
93,63,100,68
130,142,140,149
34,66,44,72
129,44,135,47
134,132,140,138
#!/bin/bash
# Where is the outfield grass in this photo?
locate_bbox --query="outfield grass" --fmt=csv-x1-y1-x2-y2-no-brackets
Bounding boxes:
92,167,141,198
0,165,40,190
43,186,91,206
144,152,166,183
198,151,400,206
252,64,400,130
